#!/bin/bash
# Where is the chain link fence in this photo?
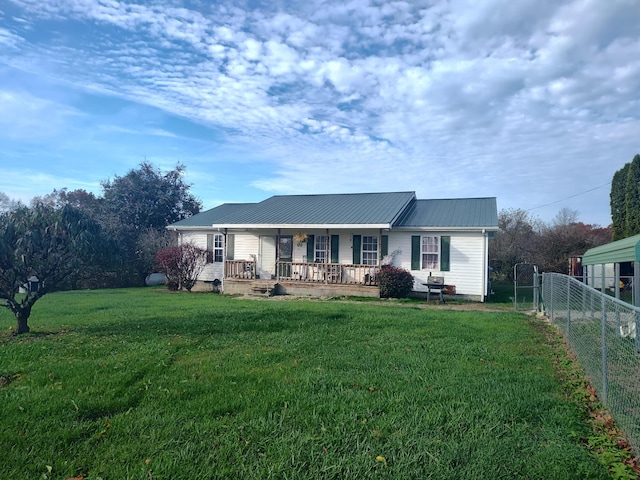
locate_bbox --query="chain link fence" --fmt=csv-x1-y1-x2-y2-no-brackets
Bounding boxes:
514,263,539,311
542,272,640,455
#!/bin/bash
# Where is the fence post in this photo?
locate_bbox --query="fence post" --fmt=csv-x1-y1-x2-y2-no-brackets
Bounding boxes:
548,274,554,321
566,275,571,337
636,310,640,354
601,296,608,404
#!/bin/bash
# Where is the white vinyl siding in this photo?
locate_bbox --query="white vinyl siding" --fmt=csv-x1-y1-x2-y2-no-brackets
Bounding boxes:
387,231,487,299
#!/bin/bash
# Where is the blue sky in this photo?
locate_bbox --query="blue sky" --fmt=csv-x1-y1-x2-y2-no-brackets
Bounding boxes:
1,0,639,227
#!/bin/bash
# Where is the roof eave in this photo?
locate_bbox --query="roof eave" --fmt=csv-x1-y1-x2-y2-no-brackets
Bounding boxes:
216,223,393,230
393,226,499,231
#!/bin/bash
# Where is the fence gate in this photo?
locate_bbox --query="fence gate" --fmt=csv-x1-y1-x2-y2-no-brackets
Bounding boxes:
513,263,539,311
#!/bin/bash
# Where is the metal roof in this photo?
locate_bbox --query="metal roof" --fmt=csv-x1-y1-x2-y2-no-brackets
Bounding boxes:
197,192,415,227
168,203,254,228
394,198,498,228
582,234,640,265
167,192,498,229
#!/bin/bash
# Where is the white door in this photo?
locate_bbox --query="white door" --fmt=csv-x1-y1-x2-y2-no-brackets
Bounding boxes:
259,236,276,279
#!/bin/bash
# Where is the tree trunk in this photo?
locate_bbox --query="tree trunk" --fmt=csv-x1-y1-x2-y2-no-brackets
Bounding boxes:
15,308,31,334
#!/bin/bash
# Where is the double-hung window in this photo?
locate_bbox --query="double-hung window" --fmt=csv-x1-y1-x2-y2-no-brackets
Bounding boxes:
207,233,224,263
421,236,439,269
362,236,378,265
411,235,450,271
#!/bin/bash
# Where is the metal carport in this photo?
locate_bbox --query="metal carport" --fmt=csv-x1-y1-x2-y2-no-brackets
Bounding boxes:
581,233,640,306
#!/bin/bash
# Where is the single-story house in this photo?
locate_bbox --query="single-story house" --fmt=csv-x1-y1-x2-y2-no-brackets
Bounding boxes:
167,192,498,301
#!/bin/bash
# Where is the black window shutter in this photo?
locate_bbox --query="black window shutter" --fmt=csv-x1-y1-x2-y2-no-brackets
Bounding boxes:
411,235,420,270
381,235,388,260
352,235,361,264
441,236,451,271
331,235,339,263
307,234,315,262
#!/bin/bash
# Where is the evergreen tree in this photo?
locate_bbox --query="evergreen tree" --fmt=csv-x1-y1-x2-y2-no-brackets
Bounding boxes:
610,163,629,241
624,154,640,238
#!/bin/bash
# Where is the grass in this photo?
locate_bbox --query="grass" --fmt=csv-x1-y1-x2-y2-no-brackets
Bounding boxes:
0,288,623,479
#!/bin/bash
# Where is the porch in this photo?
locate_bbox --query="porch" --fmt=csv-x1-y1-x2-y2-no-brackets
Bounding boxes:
225,260,380,286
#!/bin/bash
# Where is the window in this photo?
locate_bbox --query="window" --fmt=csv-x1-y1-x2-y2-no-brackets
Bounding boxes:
315,235,328,263
362,236,378,265
207,233,224,263
279,236,293,261
421,236,439,269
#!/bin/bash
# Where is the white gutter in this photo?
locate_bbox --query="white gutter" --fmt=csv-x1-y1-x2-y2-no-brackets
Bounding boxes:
206,223,392,230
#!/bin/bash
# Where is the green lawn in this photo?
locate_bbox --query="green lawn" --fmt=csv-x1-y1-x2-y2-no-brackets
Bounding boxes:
0,289,618,479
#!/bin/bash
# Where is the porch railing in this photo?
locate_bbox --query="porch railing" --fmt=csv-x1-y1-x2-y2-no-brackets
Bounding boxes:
276,262,379,286
225,260,256,279
224,260,380,286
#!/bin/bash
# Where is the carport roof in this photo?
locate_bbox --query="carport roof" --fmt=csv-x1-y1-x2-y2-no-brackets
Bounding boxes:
581,234,640,265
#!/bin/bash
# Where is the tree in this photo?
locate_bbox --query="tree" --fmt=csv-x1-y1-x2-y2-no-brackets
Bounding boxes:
489,208,540,281
611,163,629,241
155,243,207,292
534,209,611,273
32,188,103,216
101,162,202,285
101,162,201,231
625,154,640,238
0,204,108,334
0,192,21,213
610,154,640,241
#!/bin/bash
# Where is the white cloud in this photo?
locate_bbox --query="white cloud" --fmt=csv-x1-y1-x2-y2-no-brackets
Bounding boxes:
1,0,638,225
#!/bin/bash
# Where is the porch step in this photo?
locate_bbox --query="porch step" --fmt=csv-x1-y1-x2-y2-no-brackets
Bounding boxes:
247,281,278,297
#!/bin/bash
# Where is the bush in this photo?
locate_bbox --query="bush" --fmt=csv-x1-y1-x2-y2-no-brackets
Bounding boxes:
378,265,414,298
155,243,207,292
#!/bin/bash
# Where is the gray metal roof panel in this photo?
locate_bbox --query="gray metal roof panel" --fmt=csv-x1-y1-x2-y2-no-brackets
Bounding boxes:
169,203,255,227
215,192,416,225
394,198,498,228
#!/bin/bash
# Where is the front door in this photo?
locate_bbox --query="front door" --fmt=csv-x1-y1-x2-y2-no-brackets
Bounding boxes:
259,236,276,279
278,236,293,278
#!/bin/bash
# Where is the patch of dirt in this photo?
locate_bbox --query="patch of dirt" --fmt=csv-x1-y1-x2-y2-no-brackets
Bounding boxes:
0,373,21,388
240,293,514,312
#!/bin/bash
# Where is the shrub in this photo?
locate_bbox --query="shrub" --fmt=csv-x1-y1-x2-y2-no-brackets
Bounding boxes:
378,265,414,298
155,243,207,292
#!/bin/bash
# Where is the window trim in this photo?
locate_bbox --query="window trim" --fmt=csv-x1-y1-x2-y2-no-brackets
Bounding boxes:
421,235,439,270
361,235,379,266
411,235,451,271
207,233,224,263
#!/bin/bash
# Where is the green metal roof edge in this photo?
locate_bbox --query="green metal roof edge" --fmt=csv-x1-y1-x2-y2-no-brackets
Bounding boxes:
582,234,640,265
